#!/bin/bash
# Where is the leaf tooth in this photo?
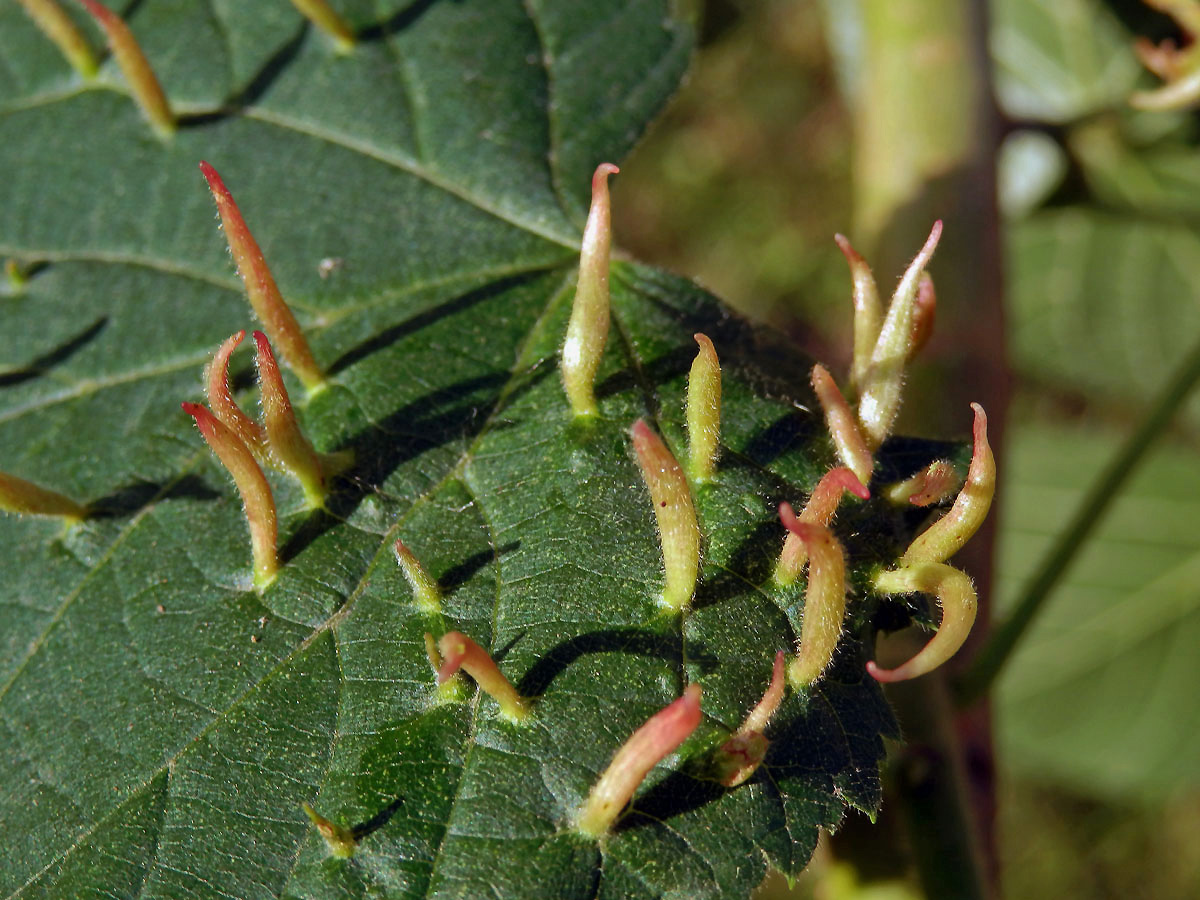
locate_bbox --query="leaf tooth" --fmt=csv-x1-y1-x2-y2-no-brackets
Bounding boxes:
631,418,700,611
0,470,86,521
394,539,441,613
902,403,995,564
811,364,873,487
710,651,785,788
206,331,267,457
289,0,356,52
18,0,98,78
253,331,328,509
79,0,174,137
199,162,325,393
561,163,618,417
436,631,530,723
779,511,848,689
302,803,356,858
182,401,278,591
686,333,722,483
834,233,881,391
574,684,702,837
868,562,978,683
774,467,867,587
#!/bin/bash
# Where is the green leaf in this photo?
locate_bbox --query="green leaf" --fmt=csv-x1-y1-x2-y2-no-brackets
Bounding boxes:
0,3,952,896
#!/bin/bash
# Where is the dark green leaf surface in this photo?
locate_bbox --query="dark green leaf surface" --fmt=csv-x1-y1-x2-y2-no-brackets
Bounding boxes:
0,3,939,897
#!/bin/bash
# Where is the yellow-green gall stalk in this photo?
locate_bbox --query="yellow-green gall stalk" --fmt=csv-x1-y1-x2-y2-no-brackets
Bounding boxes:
856,220,943,449
79,0,174,138
811,364,874,486
302,803,356,858
18,0,98,78
884,459,961,507
779,510,849,689
289,0,355,52
394,538,441,613
834,234,881,391
685,333,721,483
200,162,325,393
868,562,978,683
182,402,278,591
775,467,868,587
206,331,267,457
0,470,86,521
561,163,618,417
902,404,994,564
631,419,700,611
437,631,530,723
253,331,327,508
711,651,784,787
575,684,702,837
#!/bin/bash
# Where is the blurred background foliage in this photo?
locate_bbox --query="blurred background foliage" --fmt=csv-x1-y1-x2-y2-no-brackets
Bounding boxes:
612,0,1200,896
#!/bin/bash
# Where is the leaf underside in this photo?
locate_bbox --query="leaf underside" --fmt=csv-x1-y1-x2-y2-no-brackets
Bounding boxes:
0,3,949,897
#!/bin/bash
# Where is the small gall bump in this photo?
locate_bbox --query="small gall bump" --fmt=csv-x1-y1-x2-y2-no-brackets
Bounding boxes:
774,468,867,587
253,331,328,508
199,162,325,393
561,163,618,417
811,364,874,486
18,0,98,78
206,331,266,457
0,470,87,522
394,539,441,613
779,514,849,689
686,333,722,483
289,0,356,52
884,459,962,507
575,684,702,837
868,561,978,683
834,233,881,391
902,404,995,564
437,631,530,723
182,401,278,591
302,803,356,859
631,419,700,611
79,0,174,137
857,220,943,450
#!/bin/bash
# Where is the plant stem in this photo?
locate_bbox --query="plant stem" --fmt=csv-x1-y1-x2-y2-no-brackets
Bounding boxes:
955,332,1200,705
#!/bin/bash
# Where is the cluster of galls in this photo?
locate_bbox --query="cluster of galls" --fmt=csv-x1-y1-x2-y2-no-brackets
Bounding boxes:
4,0,996,861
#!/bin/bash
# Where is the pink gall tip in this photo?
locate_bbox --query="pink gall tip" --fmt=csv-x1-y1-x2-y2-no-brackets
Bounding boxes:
437,631,530,723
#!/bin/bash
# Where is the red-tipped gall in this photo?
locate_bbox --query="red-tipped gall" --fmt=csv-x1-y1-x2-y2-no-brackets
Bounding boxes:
253,331,327,508
562,163,618,417
206,331,266,457
182,402,278,590
79,0,174,137
199,162,324,393
811,364,874,486
779,512,849,688
885,459,962,507
631,419,700,611
775,468,868,587
710,651,785,787
437,631,530,723
575,684,702,837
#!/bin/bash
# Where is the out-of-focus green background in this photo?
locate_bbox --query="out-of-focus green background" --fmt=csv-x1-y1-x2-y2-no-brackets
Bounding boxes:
612,1,1200,896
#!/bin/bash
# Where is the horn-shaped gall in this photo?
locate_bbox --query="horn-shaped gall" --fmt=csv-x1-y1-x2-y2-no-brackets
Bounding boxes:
834,233,881,391
437,631,530,723
253,331,328,508
857,221,943,449
79,1,174,137
631,419,700,611
562,163,618,417
394,538,441,613
902,404,994,564
710,651,785,787
290,0,355,52
774,467,868,587
811,364,874,486
686,333,722,483
884,459,962,507
206,331,266,457
0,470,87,521
19,0,98,78
575,684,702,837
182,402,278,590
868,561,978,683
302,803,356,858
779,510,849,688
199,162,325,393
